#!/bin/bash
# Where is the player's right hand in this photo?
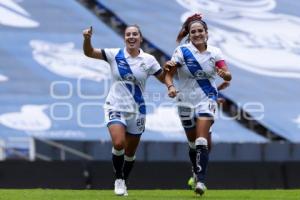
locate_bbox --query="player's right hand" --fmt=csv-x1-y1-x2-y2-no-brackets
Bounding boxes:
164,60,177,71
83,26,93,39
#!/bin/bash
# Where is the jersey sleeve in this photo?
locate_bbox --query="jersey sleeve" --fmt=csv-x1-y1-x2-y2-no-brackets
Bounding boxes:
101,48,119,64
171,46,184,65
148,56,162,76
215,48,225,61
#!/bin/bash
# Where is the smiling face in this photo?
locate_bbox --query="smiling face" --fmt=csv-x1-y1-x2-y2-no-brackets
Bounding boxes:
189,22,208,47
124,26,142,51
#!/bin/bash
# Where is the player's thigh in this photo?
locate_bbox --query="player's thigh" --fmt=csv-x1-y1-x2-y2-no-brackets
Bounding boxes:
195,117,213,138
108,124,126,149
194,100,216,138
105,110,127,149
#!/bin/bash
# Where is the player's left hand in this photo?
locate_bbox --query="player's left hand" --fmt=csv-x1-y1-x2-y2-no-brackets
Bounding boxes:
217,68,231,81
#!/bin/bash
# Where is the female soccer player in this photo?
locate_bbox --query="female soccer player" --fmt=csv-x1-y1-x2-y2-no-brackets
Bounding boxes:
83,25,165,196
164,13,232,195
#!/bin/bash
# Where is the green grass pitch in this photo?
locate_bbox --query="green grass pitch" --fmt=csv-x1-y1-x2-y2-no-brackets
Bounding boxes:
0,189,299,200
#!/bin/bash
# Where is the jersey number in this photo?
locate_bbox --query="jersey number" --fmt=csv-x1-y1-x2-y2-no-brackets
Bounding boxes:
136,118,145,127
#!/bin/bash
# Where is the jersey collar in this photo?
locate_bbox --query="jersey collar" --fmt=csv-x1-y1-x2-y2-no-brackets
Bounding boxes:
188,42,211,54
124,48,144,58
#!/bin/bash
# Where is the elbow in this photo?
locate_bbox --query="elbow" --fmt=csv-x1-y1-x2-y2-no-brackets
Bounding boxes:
84,50,92,58
83,46,94,57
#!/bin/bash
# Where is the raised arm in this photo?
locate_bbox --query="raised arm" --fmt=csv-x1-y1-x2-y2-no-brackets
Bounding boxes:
164,60,178,98
83,26,104,59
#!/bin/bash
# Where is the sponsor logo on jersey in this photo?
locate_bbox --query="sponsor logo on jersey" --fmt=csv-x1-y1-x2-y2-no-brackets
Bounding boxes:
194,69,213,79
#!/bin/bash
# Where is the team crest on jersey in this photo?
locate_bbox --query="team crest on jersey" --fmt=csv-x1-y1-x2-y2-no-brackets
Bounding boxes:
124,73,136,82
139,62,147,71
209,57,216,68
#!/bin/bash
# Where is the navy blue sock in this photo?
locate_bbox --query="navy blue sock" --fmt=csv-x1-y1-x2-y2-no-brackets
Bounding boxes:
189,147,197,174
112,148,124,179
124,160,135,182
195,144,209,183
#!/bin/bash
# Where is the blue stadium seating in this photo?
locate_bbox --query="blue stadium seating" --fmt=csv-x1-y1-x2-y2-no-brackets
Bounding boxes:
0,0,269,146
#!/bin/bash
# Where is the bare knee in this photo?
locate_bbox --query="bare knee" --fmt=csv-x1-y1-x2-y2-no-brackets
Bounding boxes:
113,140,125,150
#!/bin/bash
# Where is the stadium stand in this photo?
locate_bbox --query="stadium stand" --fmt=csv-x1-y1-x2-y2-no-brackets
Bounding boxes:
0,0,268,161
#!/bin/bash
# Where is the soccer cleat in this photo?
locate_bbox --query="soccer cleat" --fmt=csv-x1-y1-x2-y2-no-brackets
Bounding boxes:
187,177,195,189
187,173,197,190
194,182,207,195
114,179,126,196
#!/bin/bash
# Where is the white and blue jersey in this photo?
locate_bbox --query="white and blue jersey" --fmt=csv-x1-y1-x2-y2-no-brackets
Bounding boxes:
171,43,225,126
101,48,162,134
